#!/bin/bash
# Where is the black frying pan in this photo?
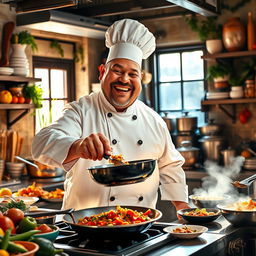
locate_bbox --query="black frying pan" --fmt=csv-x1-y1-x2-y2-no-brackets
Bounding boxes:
62,205,162,236
87,159,156,186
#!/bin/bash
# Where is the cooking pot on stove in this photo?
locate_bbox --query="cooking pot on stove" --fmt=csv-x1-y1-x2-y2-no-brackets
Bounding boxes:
15,156,64,178
199,119,221,136
177,141,200,168
176,112,197,132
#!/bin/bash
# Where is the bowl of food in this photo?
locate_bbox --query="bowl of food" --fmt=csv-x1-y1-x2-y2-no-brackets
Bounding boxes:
189,194,230,208
163,225,208,239
177,208,221,224
217,198,256,226
33,224,59,241
11,241,39,256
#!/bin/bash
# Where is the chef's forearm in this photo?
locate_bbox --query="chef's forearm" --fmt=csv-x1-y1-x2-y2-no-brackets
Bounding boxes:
63,139,82,164
172,201,190,211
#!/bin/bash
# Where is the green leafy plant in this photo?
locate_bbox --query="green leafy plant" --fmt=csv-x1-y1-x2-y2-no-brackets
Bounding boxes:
184,14,222,41
22,84,43,108
11,30,38,52
207,63,231,80
73,44,84,64
50,40,64,57
240,59,256,80
228,75,245,87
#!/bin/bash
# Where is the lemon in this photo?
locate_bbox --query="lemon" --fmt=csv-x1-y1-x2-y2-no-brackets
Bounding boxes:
0,188,12,197
241,150,252,159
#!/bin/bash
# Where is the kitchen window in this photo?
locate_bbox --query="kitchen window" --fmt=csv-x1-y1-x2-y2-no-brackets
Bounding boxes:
154,45,206,125
33,56,75,133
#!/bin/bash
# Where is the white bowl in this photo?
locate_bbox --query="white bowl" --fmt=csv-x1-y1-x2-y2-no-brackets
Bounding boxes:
230,90,244,98
163,225,208,239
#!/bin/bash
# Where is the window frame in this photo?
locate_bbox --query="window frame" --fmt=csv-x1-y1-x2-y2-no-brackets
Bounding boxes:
153,44,206,116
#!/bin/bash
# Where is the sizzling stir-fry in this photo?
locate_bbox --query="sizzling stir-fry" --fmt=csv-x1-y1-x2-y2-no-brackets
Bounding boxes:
184,208,216,216
77,206,152,226
225,199,256,211
173,226,197,233
108,154,129,165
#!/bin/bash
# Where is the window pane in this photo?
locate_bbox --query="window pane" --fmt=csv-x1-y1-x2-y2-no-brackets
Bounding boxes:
182,51,204,80
34,68,49,98
35,100,50,133
159,53,181,82
51,100,67,122
183,81,205,109
159,82,181,110
51,69,68,98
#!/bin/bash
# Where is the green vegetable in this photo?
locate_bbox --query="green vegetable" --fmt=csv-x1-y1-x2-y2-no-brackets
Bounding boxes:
6,200,27,212
0,229,11,250
9,230,41,241
30,237,63,256
7,241,28,253
16,216,37,234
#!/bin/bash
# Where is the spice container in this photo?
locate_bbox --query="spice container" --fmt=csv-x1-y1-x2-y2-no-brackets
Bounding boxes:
244,80,255,98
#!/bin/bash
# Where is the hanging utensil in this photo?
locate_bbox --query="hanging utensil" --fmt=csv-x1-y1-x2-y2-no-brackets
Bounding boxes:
231,174,256,188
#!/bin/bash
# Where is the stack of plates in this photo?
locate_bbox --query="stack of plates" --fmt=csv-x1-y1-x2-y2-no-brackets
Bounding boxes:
9,57,29,76
206,92,230,99
0,67,14,75
243,157,256,170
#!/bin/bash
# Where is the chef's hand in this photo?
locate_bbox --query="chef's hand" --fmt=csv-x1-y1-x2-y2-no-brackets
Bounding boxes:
64,133,112,163
172,201,190,220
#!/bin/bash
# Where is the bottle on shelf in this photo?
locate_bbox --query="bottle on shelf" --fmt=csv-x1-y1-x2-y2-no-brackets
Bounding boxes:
247,12,255,51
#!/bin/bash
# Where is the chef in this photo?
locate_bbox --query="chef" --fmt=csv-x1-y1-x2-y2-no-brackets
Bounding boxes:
32,19,189,213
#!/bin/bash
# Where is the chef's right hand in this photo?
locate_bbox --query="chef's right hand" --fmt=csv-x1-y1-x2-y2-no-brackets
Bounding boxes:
65,133,112,163
75,133,112,161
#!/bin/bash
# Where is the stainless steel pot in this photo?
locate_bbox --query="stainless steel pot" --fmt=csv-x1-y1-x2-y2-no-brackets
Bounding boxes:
177,141,200,168
221,147,236,167
199,135,226,163
174,133,196,148
199,119,221,136
176,112,197,132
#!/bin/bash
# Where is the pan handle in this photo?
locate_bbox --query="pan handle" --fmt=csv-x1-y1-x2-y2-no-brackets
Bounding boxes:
25,208,74,217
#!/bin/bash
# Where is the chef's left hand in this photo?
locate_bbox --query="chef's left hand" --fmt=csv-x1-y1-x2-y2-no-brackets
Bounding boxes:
172,201,190,220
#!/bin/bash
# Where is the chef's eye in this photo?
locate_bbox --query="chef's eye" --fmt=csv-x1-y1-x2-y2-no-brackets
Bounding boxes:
129,73,139,78
112,69,122,75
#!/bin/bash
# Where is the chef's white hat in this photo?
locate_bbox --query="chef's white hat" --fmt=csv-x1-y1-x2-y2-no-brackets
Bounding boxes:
105,19,156,67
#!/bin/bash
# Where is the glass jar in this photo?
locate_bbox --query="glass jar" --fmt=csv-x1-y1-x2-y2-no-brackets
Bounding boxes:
244,80,255,98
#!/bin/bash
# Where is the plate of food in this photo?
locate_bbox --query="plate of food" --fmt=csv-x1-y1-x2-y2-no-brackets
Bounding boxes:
163,225,208,239
40,188,64,203
11,195,39,205
177,208,221,224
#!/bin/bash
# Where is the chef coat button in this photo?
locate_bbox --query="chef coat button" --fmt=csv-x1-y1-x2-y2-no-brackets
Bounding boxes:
112,139,117,145
137,140,143,145
110,196,115,201
139,196,143,201
132,115,137,120
107,113,112,117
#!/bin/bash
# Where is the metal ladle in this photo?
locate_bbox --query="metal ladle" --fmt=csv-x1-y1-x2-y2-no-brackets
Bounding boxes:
231,174,256,189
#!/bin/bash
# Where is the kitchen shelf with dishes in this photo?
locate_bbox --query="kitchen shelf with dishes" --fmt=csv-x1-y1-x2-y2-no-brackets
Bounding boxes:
0,75,41,129
201,50,256,123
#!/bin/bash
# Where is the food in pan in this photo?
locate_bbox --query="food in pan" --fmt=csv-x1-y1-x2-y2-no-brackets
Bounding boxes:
173,226,197,233
14,182,46,197
41,188,64,199
108,154,129,165
184,208,217,216
224,198,256,211
77,206,152,226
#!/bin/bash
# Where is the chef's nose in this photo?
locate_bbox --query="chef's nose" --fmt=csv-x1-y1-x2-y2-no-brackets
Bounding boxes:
118,72,129,83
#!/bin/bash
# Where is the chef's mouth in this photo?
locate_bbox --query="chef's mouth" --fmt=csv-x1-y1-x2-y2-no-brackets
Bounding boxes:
111,82,133,92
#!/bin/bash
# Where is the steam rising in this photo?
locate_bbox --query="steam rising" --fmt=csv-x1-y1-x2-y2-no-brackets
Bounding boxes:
193,156,246,200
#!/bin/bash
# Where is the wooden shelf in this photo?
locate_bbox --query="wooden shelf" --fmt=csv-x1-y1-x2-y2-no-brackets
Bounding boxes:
0,104,35,110
0,76,41,83
202,50,256,60
201,98,256,105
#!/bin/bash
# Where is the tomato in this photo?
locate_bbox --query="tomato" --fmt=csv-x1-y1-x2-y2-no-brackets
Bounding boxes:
25,98,32,104
239,112,247,124
0,90,12,104
243,108,252,119
17,96,25,104
0,215,16,234
11,96,18,104
35,224,53,234
5,208,24,225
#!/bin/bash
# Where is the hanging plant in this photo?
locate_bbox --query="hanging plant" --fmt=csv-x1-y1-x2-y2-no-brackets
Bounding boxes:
11,30,38,52
222,0,251,12
73,44,84,65
50,40,64,57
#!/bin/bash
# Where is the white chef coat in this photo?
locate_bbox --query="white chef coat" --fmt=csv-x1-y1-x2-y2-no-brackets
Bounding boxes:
32,90,188,210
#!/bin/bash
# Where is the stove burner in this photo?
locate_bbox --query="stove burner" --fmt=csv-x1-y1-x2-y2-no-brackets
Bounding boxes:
54,222,176,255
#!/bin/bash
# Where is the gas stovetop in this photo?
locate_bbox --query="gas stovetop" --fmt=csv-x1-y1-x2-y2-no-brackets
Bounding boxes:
53,222,176,256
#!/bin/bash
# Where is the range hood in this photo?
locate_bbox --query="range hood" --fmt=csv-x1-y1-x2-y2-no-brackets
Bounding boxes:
16,10,111,39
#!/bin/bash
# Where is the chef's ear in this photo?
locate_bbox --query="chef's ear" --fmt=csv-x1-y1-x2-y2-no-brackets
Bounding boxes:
98,64,105,80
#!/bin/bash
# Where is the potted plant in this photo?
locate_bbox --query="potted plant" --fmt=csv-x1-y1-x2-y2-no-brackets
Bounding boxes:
185,14,223,54
11,30,37,52
207,63,231,90
22,84,43,108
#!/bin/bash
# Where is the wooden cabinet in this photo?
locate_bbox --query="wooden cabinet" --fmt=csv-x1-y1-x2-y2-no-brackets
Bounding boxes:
201,50,256,122
0,75,41,129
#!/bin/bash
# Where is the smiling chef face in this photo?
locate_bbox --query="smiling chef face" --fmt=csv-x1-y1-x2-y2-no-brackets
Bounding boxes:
99,58,142,112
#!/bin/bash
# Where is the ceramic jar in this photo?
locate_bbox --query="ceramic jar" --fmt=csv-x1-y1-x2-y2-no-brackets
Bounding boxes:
230,86,244,98
244,80,255,98
206,39,223,54
222,17,246,52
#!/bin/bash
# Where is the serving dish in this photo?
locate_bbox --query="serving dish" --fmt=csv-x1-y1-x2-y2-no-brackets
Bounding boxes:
12,195,39,205
177,208,221,224
189,194,230,208
163,225,208,239
33,224,59,241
